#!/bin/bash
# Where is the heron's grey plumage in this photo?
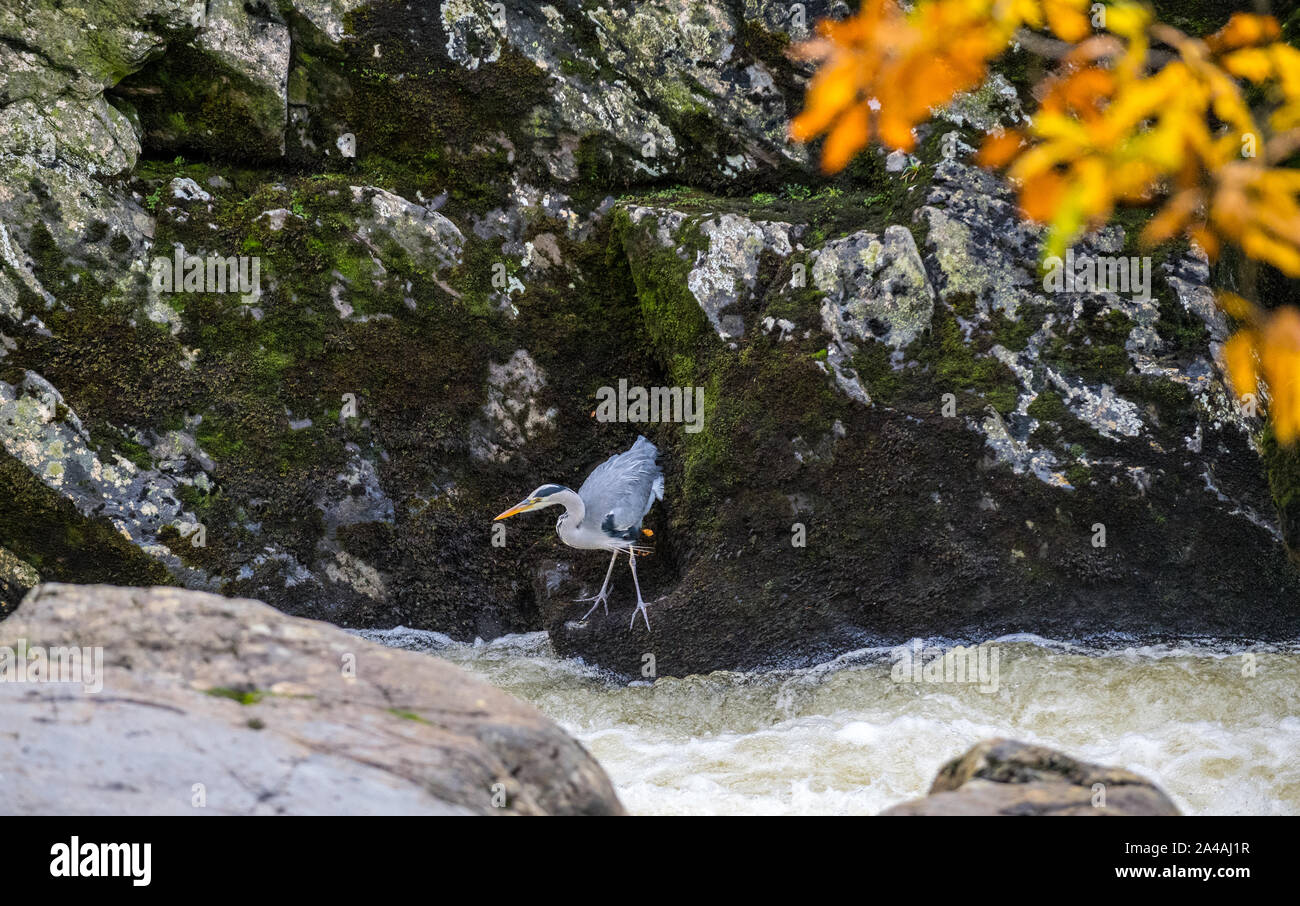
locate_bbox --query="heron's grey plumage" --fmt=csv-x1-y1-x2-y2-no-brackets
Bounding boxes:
493,435,664,629
577,435,664,543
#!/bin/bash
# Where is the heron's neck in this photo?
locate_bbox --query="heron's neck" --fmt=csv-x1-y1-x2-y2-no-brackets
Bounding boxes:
550,488,585,532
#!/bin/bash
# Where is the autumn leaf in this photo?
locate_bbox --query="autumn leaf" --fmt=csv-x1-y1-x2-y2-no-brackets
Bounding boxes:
1260,308,1300,444
1223,329,1260,402
977,129,1024,168
1206,12,1281,54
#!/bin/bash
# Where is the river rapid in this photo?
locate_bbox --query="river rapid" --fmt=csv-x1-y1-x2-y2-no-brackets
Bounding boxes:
359,628,1300,816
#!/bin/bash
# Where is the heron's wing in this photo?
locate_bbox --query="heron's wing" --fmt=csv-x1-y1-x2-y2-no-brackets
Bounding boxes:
578,436,664,541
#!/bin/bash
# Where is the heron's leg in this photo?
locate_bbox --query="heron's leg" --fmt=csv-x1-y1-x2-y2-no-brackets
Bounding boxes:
627,548,651,631
578,549,619,619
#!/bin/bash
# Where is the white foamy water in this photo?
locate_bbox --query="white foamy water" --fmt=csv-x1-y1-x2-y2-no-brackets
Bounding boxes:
358,627,1300,816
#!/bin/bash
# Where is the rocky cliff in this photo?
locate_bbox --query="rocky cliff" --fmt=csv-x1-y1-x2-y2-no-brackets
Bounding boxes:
1,0,1297,676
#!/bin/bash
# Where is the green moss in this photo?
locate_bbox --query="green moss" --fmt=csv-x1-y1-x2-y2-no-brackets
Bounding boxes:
610,207,713,385
850,341,901,403
1149,0,1238,36
559,57,600,80
1027,390,1109,450
81,161,520,587
1026,389,1067,422
387,707,432,724
758,251,825,328
206,686,266,705
990,304,1045,352
1065,462,1094,487
1115,374,1195,434
119,41,286,160
1042,307,1134,384
915,307,1020,415
92,428,152,470
11,224,199,434
315,4,555,211
677,343,841,517
1154,291,1211,355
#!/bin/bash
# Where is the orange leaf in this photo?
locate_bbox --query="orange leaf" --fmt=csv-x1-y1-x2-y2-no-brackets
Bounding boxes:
790,56,861,142
977,130,1024,168
1215,291,1256,322
1261,308,1300,443
1222,330,1259,401
878,107,917,152
1044,0,1091,44
822,103,871,173
1206,13,1281,54
1020,170,1067,223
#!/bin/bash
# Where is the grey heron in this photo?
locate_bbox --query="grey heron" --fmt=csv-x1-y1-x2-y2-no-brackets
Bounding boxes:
494,435,664,630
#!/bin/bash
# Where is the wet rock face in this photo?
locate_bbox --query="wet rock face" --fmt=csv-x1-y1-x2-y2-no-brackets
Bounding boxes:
880,738,1181,816
1,1,1299,676
0,583,624,815
552,143,1299,675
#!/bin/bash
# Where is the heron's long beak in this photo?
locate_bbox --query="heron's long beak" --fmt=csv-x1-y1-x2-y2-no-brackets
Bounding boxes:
494,499,539,520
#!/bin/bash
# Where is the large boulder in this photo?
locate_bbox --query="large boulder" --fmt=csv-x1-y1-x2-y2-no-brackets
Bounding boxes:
0,584,623,815
880,738,1181,816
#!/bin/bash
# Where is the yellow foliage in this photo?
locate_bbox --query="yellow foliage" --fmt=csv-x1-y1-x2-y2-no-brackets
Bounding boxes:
790,1,1300,441
789,0,1087,161
1224,304,1300,445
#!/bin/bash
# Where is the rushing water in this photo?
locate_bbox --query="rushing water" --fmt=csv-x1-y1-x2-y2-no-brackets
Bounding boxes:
358,628,1300,816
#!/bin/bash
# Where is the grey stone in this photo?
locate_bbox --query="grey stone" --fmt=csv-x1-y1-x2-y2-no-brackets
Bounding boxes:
0,583,624,815
881,738,1180,816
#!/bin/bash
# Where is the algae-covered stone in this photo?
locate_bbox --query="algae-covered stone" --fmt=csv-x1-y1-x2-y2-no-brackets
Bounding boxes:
350,185,464,270
0,372,210,589
688,213,798,340
815,225,935,351
0,546,39,611
434,0,820,186
470,350,557,462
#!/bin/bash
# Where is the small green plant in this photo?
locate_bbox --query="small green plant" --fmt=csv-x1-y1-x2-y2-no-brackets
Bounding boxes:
206,686,265,705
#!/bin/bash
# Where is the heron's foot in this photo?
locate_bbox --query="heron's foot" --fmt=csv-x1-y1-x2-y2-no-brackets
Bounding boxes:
629,599,651,631
577,592,609,620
